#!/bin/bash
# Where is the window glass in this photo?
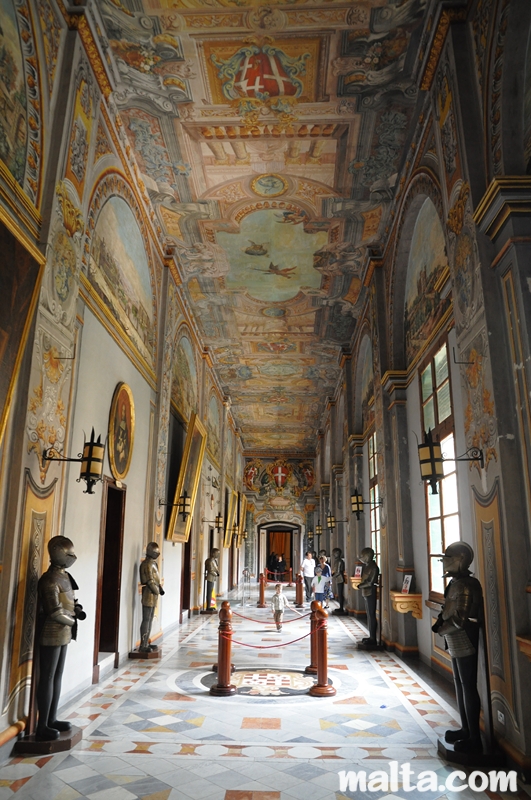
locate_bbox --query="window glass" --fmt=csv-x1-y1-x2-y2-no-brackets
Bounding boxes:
427,490,440,519
441,434,455,475
423,398,436,433
429,519,443,554
421,365,433,402
420,344,458,598
444,514,460,545
434,345,448,387
437,382,451,423
431,558,445,595
441,472,458,516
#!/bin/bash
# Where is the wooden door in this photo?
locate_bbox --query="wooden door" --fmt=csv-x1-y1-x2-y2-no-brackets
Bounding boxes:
93,478,125,682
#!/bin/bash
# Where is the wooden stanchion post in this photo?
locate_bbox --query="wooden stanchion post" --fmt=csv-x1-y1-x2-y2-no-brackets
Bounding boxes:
210,601,236,696
288,567,293,587
309,604,336,697
295,573,304,608
257,573,267,608
305,600,319,674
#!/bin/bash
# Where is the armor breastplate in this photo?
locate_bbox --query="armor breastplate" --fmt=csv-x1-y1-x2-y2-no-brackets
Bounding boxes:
38,567,75,647
140,558,161,607
205,558,219,582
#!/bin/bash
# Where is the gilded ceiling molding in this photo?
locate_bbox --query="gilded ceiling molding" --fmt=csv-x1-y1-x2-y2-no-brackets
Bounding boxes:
97,104,165,256
419,8,468,92
0,161,41,239
447,183,472,238
82,170,159,372
386,168,444,369
56,181,84,239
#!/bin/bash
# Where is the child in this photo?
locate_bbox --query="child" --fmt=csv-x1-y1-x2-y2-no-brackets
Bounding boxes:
311,567,331,606
270,583,291,631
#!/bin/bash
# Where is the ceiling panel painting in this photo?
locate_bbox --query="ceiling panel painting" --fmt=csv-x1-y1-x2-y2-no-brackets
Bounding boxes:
97,0,426,455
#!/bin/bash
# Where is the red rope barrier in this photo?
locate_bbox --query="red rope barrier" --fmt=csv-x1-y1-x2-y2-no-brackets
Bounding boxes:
220,623,325,650
231,610,311,623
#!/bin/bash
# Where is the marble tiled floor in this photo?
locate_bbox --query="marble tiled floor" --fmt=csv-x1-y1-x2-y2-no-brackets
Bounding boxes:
0,586,525,800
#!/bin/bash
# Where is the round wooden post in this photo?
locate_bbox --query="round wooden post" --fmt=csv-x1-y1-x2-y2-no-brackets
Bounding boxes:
305,600,319,674
210,601,236,696
288,567,293,587
257,573,267,608
309,605,336,696
295,573,304,608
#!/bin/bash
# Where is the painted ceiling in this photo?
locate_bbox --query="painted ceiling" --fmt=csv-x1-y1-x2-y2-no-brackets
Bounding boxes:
96,0,425,454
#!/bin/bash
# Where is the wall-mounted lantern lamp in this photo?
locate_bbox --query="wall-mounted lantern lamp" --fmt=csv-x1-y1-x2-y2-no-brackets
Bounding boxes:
43,428,105,494
327,511,351,531
418,429,484,495
160,489,191,521
201,512,224,531
315,520,322,537
231,521,239,540
350,489,383,521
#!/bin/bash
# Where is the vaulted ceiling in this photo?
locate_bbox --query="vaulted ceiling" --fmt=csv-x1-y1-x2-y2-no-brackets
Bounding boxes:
97,0,426,455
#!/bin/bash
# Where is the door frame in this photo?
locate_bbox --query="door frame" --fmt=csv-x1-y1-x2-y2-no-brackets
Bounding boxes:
93,475,126,683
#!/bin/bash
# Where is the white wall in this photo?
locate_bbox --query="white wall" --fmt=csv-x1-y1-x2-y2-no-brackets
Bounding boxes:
59,307,156,699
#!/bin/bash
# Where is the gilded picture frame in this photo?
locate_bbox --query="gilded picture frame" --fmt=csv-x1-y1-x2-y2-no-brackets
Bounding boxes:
0,214,45,445
108,383,135,480
167,411,207,543
237,493,248,548
223,489,238,549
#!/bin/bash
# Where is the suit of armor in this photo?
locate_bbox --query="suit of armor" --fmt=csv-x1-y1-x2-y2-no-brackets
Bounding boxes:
36,536,85,741
432,542,484,754
204,549,219,610
332,548,346,613
139,542,164,651
356,548,379,643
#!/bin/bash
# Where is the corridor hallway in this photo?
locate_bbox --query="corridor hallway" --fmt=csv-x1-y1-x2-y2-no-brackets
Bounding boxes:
0,586,517,800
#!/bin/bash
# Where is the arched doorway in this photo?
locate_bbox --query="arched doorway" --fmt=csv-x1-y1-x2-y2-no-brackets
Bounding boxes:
258,521,301,583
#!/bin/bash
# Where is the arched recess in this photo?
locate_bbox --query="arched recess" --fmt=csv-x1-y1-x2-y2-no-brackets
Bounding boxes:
85,171,158,369
323,429,331,484
389,171,446,370
490,0,531,176
522,8,531,173
206,389,222,467
334,392,345,465
353,331,374,437
171,325,199,424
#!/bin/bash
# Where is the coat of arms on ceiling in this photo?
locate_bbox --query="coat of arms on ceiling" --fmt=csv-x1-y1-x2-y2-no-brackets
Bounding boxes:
244,458,314,498
211,42,310,102
202,36,323,125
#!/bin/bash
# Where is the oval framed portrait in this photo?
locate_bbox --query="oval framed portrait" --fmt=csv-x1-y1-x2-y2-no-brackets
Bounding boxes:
108,383,135,480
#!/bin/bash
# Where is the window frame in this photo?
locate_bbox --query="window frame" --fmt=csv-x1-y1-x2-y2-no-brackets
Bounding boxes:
367,430,381,565
418,335,459,601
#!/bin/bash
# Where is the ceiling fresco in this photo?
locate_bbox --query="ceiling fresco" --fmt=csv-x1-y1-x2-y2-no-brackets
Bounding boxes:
97,0,426,454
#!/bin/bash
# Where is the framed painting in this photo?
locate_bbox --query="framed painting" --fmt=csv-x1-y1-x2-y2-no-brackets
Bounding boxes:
237,493,248,548
224,489,238,549
108,383,135,480
167,412,207,543
0,216,45,445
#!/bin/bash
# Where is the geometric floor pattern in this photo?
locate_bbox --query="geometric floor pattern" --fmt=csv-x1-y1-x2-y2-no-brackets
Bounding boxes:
0,585,524,800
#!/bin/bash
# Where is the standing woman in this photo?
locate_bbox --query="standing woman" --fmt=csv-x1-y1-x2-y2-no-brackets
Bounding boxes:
319,554,332,608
